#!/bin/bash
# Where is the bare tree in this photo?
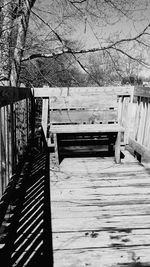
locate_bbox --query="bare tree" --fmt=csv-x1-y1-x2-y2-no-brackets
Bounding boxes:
0,0,150,86
0,0,36,86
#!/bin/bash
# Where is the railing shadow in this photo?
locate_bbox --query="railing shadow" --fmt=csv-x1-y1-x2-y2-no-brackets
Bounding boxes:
0,147,53,266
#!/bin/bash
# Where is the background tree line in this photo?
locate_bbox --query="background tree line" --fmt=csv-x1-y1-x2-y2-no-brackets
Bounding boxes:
0,0,150,87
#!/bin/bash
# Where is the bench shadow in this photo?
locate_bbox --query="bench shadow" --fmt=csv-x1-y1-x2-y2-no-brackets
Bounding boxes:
59,145,125,164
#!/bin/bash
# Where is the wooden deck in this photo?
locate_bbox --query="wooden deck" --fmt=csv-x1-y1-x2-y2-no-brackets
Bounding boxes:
50,150,150,267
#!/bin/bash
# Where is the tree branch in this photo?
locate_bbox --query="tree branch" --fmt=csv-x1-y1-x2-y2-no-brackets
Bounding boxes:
69,0,87,3
105,50,123,79
22,9,150,73
22,19,150,63
71,53,101,86
104,0,130,18
111,47,150,68
31,10,64,45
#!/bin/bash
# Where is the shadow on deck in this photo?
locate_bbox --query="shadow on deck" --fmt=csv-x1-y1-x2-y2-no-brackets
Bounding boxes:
50,149,150,267
0,147,53,266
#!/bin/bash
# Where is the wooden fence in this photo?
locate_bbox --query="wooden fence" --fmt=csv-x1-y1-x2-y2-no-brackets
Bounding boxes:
0,86,35,198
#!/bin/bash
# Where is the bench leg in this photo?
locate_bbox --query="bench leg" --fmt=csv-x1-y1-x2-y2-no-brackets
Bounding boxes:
108,135,114,155
115,132,121,164
54,133,59,166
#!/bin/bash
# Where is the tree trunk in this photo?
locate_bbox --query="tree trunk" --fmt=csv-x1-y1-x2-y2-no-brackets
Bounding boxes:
10,0,36,86
0,0,14,85
0,0,36,86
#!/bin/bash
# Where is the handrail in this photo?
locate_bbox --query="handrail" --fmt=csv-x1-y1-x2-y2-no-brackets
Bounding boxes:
33,86,133,97
0,86,31,108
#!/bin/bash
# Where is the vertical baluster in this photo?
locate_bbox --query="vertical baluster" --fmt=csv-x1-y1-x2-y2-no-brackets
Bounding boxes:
1,107,6,193
8,105,12,179
17,100,22,159
134,96,141,141
26,97,29,142
137,97,143,144
12,103,16,172
128,95,136,139
30,94,35,142
122,96,130,144
118,96,123,125
42,98,49,139
23,99,26,151
0,108,2,198
138,98,147,144
142,98,149,146
145,98,150,149
4,106,9,187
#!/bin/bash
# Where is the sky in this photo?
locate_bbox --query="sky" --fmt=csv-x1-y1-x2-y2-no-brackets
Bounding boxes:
32,0,150,77
71,2,150,50
34,0,150,45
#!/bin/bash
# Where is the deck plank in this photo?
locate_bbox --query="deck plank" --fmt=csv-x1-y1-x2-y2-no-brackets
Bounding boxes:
53,247,150,267
53,229,150,249
50,150,150,266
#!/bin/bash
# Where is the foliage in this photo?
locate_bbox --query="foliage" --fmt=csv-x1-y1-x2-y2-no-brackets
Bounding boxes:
20,55,88,87
121,76,143,85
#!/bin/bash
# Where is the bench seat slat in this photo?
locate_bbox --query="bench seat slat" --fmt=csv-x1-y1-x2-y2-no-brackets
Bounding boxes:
50,124,125,134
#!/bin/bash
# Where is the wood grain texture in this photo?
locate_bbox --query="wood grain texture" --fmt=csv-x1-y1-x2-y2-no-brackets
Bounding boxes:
50,150,150,267
115,132,121,163
54,133,59,166
50,124,124,134
134,86,150,98
53,247,150,267
129,137,150,161
42,98,49,138
129,88,150,162
143,100,150,147
50,109,118,124
50,95,118,109
34,86,133,98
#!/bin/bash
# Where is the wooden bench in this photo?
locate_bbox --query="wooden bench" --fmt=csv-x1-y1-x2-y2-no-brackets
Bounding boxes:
49,94,119,149
50,124,125,165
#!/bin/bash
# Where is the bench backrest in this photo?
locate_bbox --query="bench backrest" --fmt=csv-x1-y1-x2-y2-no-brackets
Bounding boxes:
50,94,118,125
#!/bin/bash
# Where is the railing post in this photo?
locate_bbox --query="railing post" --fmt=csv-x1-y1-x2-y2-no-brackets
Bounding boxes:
0,109,2,198
42,98,49,140
10,103,16,173
117,94,131,145
30,94,36,144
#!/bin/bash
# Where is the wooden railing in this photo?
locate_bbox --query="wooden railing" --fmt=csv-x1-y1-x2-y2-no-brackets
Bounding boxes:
128,86,150,162
0,86,53,266
0,86,35,198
